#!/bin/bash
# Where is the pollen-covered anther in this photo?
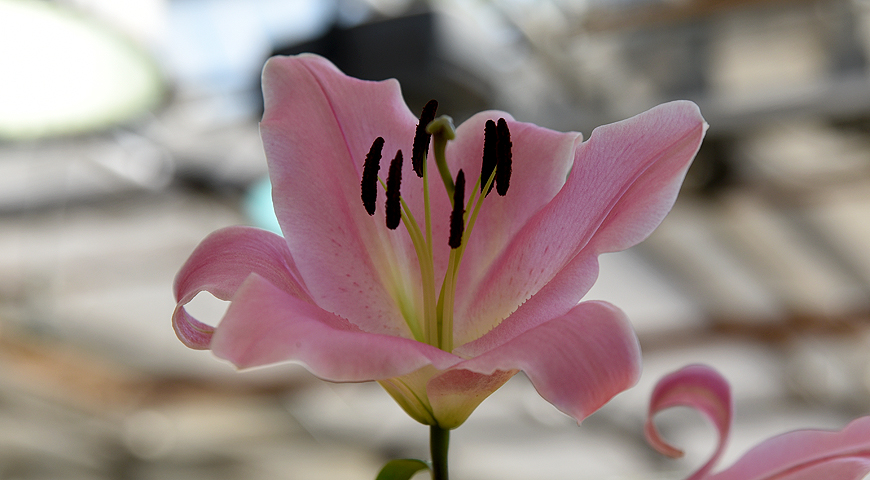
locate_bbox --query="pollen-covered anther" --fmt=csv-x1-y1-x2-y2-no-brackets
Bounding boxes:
480,120,497,196
411,100,438,177
449,169,466,249
495,118,512,196
361,137,384,215
385,150,404,230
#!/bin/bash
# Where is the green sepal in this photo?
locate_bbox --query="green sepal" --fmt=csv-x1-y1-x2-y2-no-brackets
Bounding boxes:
375,458,431,480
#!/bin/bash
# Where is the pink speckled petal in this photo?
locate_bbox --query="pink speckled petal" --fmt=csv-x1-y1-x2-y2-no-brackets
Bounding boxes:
455,100,706,348
261,54,424,337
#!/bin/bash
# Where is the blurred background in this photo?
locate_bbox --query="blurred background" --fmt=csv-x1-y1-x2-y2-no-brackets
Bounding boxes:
1,0,870,478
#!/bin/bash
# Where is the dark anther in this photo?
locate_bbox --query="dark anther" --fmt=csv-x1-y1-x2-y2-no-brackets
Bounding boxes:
449,169,466,249
385,150,404,230
495,118,512,196
411,100,438,177
480,120,497,196
361,137,384,215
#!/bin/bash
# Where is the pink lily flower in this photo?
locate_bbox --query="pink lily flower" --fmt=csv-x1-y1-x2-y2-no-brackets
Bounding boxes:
646,365,870,480
172,53,706,429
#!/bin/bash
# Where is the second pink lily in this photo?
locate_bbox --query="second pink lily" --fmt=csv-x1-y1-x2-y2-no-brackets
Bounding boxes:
647,365,870,480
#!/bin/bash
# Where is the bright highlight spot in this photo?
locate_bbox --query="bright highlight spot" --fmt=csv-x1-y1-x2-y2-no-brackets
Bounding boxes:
0,0,163,139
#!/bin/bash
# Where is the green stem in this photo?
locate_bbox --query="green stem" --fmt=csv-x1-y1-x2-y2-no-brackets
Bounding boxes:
430,425,450,480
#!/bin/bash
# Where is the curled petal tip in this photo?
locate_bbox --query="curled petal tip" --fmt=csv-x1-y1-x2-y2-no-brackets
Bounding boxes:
645,365,732,477
172,306,214,350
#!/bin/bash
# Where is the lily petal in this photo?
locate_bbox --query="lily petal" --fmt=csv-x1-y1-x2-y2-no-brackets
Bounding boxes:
211,274,461,381
707,416,870,480
436,301,641,427
172,226,308,349
645,365,732,480
260,54,424,338
455,100,707,348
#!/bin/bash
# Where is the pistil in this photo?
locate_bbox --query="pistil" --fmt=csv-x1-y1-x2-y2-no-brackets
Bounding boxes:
426,116,457,203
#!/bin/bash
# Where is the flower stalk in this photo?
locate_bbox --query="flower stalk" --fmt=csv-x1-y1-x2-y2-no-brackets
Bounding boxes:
430,425,450,480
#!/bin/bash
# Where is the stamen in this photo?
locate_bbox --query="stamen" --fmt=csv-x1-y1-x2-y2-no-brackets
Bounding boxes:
361,137,384,215
412,100,438,177
480,120,497,196
449,170,466,249
385,150,403,230
496,118,512,196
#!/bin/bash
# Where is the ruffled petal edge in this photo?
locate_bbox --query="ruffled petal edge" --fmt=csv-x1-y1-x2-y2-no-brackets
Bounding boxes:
172,225,308,349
